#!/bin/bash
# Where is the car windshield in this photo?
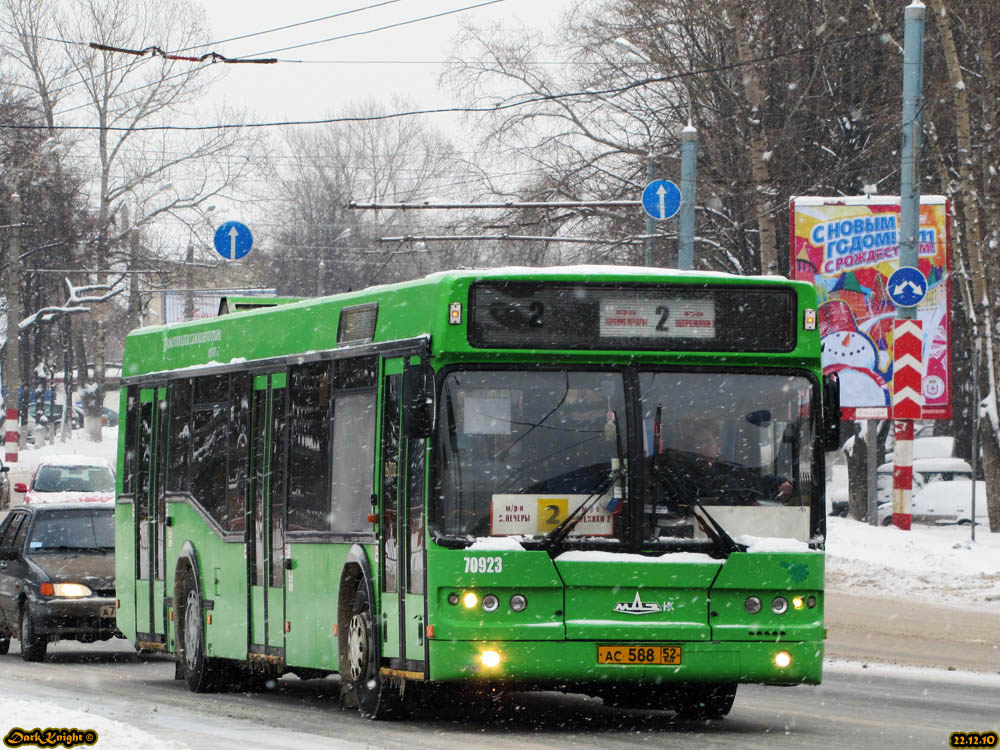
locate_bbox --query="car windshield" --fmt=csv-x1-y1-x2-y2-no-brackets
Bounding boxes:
34,464,115,493
431,369,818,547
28,509,115,551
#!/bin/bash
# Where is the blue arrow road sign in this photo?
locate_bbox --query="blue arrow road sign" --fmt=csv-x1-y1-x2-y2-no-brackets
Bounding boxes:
641,179,681,221
887,266,928,307
214,221,254,260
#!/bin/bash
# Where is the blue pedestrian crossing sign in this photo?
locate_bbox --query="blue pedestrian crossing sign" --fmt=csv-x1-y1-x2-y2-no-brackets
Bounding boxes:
214,221,254,260
887,266,927,308
642,179,681,221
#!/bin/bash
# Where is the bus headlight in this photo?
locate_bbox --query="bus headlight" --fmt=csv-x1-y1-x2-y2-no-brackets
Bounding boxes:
480,649,501,668
771,596,789,615
774,651,792,669
481,594,500,613
509,594,527,612
744,596,762,614
462,592,478,609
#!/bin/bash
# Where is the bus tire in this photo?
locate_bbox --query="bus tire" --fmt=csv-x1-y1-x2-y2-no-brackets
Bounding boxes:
674,683,737,720
0,634,10,655
19,604,47,662
347,585,401,720
178,568,226,693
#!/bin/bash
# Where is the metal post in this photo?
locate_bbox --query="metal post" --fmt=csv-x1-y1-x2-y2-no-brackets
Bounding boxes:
898,1,926,287
971,335,980,542
678,125,697,270
4,192,21,461
644,155,656,267
892,2,926,530
866,420,878,526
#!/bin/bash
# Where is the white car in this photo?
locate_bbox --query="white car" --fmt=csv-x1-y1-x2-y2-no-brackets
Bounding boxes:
14,455,116,505
878,480,988,526
875,456,972,506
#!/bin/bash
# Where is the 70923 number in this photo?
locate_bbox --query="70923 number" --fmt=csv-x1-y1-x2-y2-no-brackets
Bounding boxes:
464,556,503,573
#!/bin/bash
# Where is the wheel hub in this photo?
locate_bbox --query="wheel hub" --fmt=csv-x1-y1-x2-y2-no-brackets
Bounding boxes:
347,612,369,682
184,589,201,671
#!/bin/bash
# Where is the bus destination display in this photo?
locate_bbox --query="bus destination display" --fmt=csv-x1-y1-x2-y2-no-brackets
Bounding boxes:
599,297,715,339
469,281,795,352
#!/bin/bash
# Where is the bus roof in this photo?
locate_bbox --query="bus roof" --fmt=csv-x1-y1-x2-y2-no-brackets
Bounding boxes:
122,266,819,381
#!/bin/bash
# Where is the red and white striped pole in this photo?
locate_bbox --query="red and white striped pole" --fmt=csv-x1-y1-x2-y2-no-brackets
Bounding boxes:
4,406,18,463
891,319,924,530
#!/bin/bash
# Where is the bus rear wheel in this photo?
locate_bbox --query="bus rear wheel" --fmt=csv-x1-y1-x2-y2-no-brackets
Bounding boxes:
346,585,401,720
178,568,227,692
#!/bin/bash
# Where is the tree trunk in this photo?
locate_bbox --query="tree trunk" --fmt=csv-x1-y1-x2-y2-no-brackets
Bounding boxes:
724,0,778,274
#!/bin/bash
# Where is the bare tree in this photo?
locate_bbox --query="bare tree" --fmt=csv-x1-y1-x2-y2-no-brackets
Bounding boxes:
264,100,461,295
3,0,264,440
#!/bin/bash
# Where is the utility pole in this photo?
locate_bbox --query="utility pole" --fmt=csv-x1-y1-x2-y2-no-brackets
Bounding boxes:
678,124,698,270
5,193,22,460
891,1,926,531
644,155,656,267
184,243,195,321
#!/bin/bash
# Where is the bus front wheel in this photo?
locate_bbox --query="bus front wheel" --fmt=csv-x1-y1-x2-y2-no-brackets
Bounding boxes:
346,585,401,720
179,568,227,692
674,683,737,719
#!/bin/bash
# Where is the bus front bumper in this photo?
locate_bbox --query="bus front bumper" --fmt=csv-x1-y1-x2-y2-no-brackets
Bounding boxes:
426,639,823,686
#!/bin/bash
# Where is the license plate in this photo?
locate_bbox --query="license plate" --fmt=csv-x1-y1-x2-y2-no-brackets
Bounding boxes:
597,645,682,665
99,605,116,618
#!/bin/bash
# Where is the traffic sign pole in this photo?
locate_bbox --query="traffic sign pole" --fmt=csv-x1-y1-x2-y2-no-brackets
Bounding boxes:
892,2,926,532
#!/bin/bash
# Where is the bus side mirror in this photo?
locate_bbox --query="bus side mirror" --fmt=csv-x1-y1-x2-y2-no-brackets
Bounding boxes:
402,363,435,439
822,374,841,452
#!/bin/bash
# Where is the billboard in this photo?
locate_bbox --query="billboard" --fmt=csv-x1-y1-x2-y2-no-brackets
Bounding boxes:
790,196,951,420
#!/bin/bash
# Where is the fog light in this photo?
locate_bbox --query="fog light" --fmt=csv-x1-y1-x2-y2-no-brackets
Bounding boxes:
774,651,792,668
510,594,527,612
771,596,789,615
744,596,762,614
481,649,501,668
463,592,478,609
448,593,459,606
481,594,499,612
792,596,804,610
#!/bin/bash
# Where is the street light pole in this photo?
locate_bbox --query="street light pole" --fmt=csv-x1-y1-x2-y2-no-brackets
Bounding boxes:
5,193,22,459
644,154,656,267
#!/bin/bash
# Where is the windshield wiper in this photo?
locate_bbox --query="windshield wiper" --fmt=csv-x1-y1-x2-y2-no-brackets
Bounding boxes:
649,462,745,556
540,465,624,553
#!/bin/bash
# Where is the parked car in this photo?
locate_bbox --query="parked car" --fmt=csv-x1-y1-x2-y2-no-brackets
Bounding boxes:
876,456,973,506
877,480,988,526
0,501,119,660
14,456,116,505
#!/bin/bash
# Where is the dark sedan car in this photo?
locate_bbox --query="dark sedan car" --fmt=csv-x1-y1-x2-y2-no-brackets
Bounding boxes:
0,501,119,660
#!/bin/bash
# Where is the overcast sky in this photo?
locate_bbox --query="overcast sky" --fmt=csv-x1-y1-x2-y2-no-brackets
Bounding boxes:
199,0,569,131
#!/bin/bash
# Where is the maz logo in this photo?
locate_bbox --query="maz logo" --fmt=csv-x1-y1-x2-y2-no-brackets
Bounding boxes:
614,591,671,615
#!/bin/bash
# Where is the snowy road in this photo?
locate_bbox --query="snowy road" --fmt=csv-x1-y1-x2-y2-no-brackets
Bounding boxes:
1,639,996,749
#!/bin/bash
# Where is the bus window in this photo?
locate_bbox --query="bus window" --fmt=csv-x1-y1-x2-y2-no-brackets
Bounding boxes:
287,363,332,532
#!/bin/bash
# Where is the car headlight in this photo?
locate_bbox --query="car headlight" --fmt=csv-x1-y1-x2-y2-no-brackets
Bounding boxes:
41,582,93,597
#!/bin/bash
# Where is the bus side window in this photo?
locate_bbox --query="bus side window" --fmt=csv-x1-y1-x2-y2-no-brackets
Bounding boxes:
287,362,332,533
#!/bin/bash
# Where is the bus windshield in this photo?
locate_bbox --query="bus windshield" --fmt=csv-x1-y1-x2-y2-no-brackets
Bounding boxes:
431,369,817,546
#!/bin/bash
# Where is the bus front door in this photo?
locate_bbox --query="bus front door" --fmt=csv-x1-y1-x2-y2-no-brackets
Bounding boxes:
379,357,426,679
135,386,168,646
249,373,287,663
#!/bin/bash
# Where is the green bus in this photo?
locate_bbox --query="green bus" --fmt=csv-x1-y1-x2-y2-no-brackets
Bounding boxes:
114,267,840,720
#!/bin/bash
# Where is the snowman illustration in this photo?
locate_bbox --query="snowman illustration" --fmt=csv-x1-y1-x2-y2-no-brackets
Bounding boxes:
819,300,891,407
